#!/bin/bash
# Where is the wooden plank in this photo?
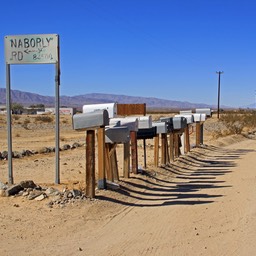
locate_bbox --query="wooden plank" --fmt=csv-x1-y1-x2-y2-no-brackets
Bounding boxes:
169,132,174,162
174,132,180,158
86,130,95,198
117,103,146,116
112,146,119,181
105,144,113,182
97,127,106,189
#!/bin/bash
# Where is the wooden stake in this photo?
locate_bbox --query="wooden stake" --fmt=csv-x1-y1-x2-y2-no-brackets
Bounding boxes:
123,142,130,178
161,133,167,165
130,131,138,174
86,130,95,198
169,132,174,162
196,122,201,147
185,126,190,153
154,134,159,167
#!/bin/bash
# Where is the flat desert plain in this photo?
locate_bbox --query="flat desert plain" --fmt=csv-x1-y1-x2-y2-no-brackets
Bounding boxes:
0,113,256,256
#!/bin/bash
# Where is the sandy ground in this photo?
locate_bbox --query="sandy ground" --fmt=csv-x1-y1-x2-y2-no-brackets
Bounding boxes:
0,114,256,255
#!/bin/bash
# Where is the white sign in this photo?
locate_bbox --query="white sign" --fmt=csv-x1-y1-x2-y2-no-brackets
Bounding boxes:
4,34,59,64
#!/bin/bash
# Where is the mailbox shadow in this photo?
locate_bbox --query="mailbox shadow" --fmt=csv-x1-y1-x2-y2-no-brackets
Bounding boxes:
96,145,245,207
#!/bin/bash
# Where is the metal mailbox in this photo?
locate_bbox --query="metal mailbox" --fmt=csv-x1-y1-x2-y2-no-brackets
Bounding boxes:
73,110,109,130
152,121,167,134
193,113,206,122
105,126,130,144
160,117,174,132
172,116,187,130
137,116,152,129
109,117,139,131
179,110,192,115
83,103,117,118
175,114,194,124
195,108,212,117
137,127,157,140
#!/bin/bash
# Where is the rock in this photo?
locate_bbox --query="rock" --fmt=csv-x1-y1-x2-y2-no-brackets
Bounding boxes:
71,189,83,198
20,180,37,189
1,151,8,159
27,190,43,200
13,151,23,158
0,189,6,197
0,181,8,190
34,193,47,201
62,144,71,150
72,142,81,149
45,187,60,196
5,184,23,196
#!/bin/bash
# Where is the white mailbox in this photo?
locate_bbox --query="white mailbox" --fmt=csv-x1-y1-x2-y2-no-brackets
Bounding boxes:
193,113,206,122
175,114,194,124
73,110,109,130
109,117,139,131
83,103,117,118
195,108,212,117
180,110,192,115
152,121,167,134
105,126,130,144
137,116,152,129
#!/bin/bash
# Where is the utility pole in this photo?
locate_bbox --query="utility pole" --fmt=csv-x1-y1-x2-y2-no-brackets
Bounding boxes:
216,71,224,119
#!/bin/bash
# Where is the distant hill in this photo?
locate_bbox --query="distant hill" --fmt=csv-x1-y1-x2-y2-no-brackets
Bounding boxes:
0,88,214,110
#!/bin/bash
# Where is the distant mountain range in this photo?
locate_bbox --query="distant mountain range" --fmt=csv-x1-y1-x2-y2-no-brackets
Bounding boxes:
0,88,214,110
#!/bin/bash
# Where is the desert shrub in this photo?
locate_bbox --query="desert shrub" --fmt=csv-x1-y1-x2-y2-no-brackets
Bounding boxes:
220,111,256,135
35,115,53,123
22,118,30,130
13,115,20,121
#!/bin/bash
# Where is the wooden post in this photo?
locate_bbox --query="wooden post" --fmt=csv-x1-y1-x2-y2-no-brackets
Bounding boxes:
196,122,201,147
86,130,95,198
161,133,167,165
130,131,138,174
97,127,106,189
174,132,180,158
143,139,147,169
184,126,190,153
111,145,119,181
105,144,113,182
123,142,130,178
154,134,159,167
169,132,174,162
200,123,204,144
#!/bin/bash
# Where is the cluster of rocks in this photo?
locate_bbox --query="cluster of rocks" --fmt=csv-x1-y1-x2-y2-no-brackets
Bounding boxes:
0,180,88,207
0,142,84,160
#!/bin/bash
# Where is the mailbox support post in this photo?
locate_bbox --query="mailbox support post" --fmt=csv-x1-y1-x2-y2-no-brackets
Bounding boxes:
123,142,130,178
200,123,204,145
97,127,106,189
130,131,138,174
174,132,180,158
196,122,201,147
184,126,190,153
169,132,174,162
143,139,147,169
154,134,160,167
86,130,95,198
161,133,167,165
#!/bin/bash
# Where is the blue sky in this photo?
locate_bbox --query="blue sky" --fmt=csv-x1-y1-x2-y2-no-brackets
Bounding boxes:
1,0,256,107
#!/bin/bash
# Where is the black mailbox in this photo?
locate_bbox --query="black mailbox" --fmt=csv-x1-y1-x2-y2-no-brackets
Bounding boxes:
137,127,157,140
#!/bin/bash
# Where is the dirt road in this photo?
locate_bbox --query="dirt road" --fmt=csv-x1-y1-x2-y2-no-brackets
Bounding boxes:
1,137,256,255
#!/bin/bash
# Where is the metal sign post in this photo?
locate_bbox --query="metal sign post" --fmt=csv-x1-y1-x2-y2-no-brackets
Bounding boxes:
4,34,60,184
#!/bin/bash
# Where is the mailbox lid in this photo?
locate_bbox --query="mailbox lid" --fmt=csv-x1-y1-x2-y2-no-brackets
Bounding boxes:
73,109,109,130
105,126,130,144
83,103,117,118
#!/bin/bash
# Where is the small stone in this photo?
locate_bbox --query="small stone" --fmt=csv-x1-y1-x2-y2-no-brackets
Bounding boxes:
78,247,83,251
34,194,47,201
0,190,6,197
20,180,37,189
5,184,23,196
